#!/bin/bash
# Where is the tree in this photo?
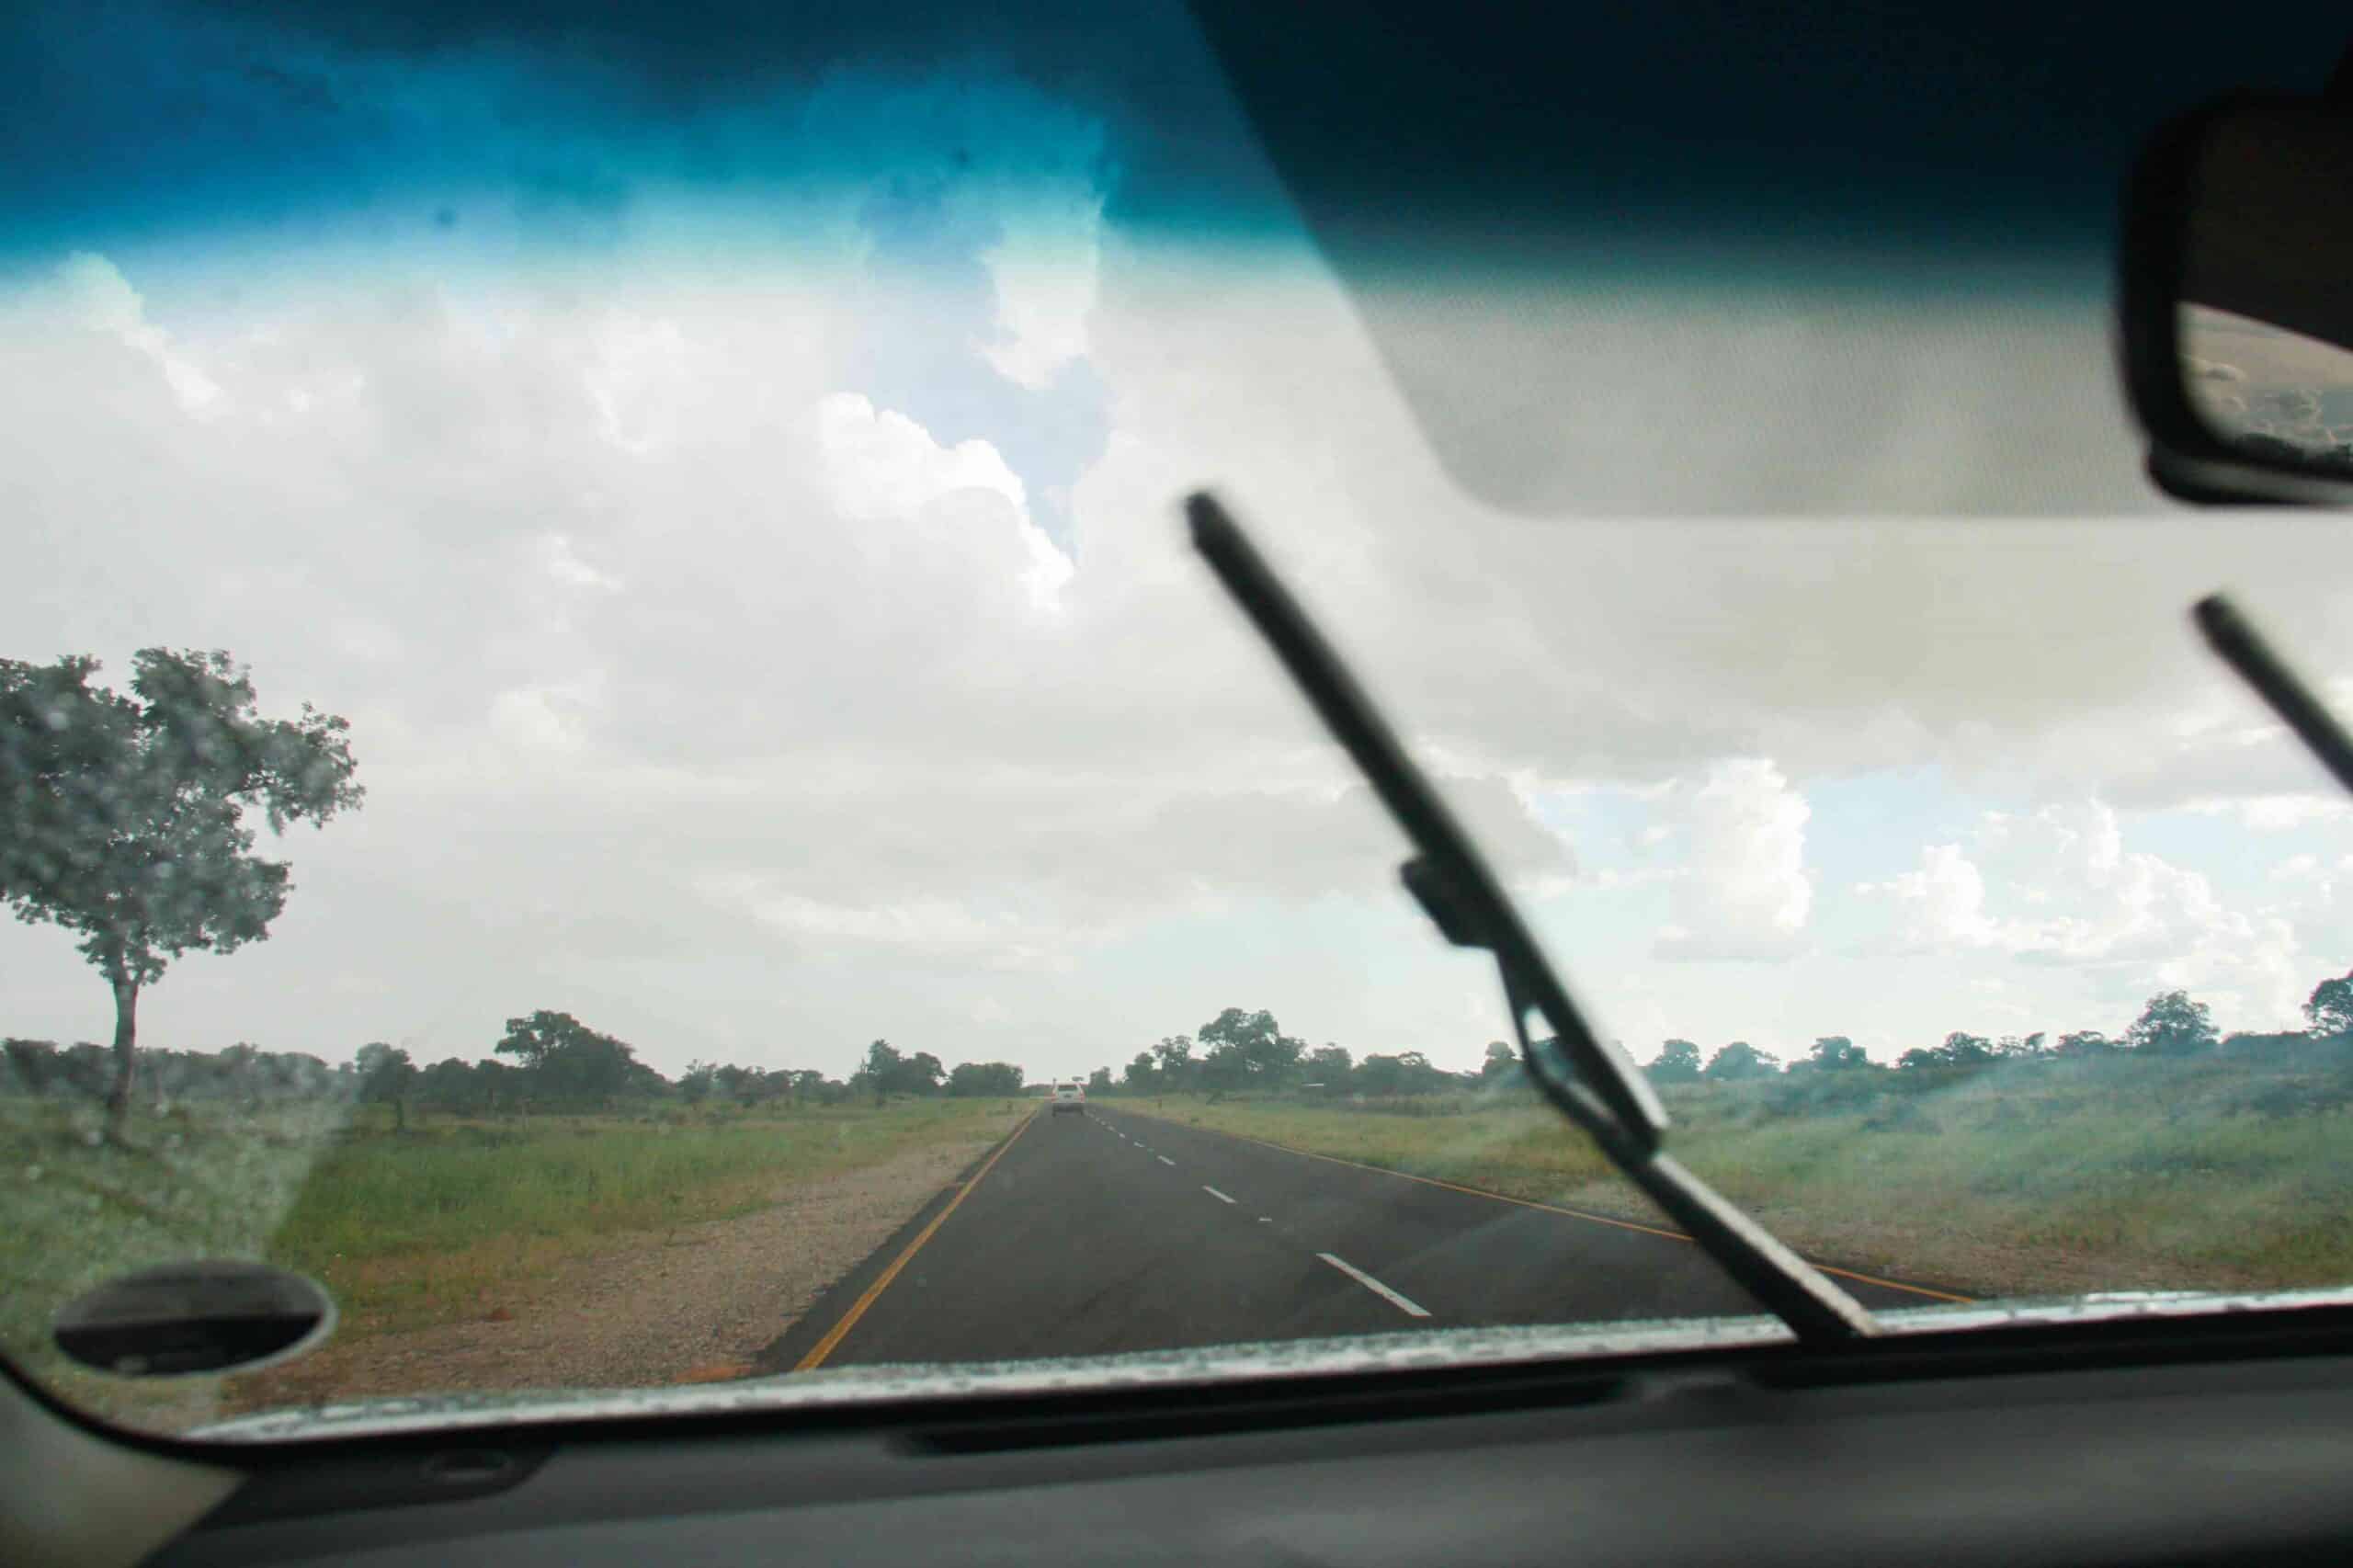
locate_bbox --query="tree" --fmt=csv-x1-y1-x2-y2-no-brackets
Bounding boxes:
1151,1035,1194,1090
1308,1044,1356,1089
1894,1032,1998,1071
856,1039,904,1102
1937,1032,1998,1067
2306,971,2353,1039
3,1038,62,1095
904,1051,947,1096
1807,1035,1869,1072
1086,1065,1114,1095
0,650,363,1136
1703,1041,1780,1081
1355,1053,1409,1096
2124,991,2219,1058
1651,1039,1703,1083
1199,1040,1251,1095
1122,1051,1160,1093
948,1061,1025,1096
679,1060,717,1107
2053,1029,2117,1058
494,1010,641,1108
1480,1040,1517,1079
355,1042,415,1131
491,1010,570,1073
417,1056,482,1115
1197,1007,1304,1087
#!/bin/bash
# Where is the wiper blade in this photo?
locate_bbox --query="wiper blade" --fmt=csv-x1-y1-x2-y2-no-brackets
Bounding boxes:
2195,595,2353,799
1188,493,1880,1342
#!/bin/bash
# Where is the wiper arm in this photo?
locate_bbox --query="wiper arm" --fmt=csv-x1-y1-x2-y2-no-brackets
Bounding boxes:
1188,493,1880,1341
2195,595,2353,798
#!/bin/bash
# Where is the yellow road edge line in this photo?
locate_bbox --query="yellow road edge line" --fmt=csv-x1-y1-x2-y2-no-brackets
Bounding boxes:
1123,1112,1974,1307
794,1110,1037,1372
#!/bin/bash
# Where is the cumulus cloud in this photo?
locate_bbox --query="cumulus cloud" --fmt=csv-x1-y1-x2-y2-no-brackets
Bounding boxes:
51,251,222,415
814,391,1074,609
1859,800,2321,1027
1652,759,1813,960
978,185,1105,391
2189,794,2350,833
1864,842,1997,950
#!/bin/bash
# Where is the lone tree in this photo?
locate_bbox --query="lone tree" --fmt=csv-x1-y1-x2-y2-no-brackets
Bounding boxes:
355,1041,417,1132
2306,970,2353,1040
0,650,362,1137
2124,991,2220,1057
1197,1006,1304,1089
493,1009,642,1108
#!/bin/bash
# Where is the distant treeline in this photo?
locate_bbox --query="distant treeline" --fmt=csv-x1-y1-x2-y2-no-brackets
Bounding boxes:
3,1038,346,1105
0,1011,1025,1121
12,973,2352,1120
1078,978,2353,1102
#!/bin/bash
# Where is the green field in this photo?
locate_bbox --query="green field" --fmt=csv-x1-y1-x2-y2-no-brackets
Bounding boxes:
1125,1056,2353,1301
0,1093,1023,1426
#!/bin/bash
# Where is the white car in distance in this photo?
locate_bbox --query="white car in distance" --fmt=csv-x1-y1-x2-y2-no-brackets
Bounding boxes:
1049,1081,1086,1116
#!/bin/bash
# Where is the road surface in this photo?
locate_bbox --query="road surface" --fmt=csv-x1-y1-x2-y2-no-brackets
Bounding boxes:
758,1106,1959,1373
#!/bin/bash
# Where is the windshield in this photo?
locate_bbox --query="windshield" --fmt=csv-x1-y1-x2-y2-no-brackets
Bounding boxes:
6,1,2353,1439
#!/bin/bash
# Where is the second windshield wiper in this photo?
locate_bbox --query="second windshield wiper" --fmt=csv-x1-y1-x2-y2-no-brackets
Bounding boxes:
1188,492,1880,1342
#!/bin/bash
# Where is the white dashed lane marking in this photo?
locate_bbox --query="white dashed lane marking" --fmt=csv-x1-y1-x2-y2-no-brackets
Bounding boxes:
1158,1155,1176,1166
1202,1186,1235,1204
1317,1253,1430,1318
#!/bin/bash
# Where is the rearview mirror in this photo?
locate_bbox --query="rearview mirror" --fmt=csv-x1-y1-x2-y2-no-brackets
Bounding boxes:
2119,94,2353,505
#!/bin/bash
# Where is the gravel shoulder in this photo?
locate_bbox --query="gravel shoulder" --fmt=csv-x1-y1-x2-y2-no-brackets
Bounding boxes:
227,1119,1020,1414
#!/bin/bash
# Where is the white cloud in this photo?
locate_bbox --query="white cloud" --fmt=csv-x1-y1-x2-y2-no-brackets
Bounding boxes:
487,680,601,753
978,186,1104,391
816,391,1028,518
1653,759,1812,960
1861,800,2317,1027
813,391,1073,609
1860,842,1997,949
584,314,691,455
52,251,222,415
2189,794,2351,832
699,874,1078,974
538,532,622,593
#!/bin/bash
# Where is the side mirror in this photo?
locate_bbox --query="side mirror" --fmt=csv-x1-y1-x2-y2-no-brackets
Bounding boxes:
2119,93,2353,505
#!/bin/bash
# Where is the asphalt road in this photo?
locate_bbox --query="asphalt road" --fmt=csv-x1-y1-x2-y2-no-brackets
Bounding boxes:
758,1106,1959,1373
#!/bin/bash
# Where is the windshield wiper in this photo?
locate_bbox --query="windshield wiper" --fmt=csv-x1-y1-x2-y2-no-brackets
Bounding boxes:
2195,595,2353,798
1188,492,1880,1342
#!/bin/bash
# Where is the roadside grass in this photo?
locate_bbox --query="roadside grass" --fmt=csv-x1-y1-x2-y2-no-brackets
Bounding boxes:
1123,1059,2353,1300
0,1093,1025,1431
271,1098,1027,1336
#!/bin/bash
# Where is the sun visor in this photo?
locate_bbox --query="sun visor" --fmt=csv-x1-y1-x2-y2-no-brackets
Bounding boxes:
1186,0,2350,516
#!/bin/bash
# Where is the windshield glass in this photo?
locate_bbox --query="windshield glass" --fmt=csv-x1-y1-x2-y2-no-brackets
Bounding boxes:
6,1,2353,1439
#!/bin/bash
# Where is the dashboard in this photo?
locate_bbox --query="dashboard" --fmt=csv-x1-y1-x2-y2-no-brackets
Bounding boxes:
124,1319,2353,1567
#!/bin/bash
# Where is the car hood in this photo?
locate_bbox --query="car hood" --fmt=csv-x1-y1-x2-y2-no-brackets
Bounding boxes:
189,1286,2353,1443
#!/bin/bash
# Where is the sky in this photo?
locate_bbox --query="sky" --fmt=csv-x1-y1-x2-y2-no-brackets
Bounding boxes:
4,3,2351,1085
